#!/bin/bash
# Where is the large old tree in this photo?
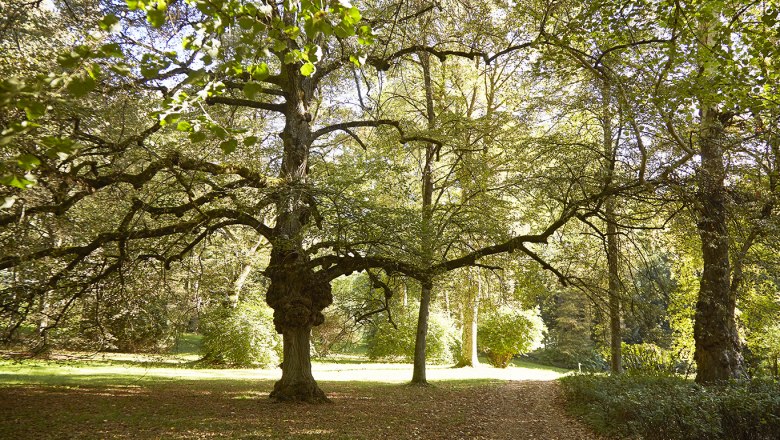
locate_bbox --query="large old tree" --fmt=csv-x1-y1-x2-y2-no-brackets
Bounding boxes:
0,0,620,402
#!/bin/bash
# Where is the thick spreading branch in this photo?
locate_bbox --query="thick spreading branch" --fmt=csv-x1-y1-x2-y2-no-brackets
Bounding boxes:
205,96,286,113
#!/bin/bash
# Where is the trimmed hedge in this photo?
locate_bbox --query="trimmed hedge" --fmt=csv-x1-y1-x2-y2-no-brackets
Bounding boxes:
560,373,780,440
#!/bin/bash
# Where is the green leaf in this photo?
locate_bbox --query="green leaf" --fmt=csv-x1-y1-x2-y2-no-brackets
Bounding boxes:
284,52,299,64
243,136,258,146
86,63,102,80
160,112,180,125
344,6,361,24
99,14,121,32
126,0,143,10
243,82,263,99
220,138,238,154
17,154,41,171
349,54,366,67
42,136,78,159
176,120,192,132
0,174,32,189
147,7,166,28
208,124,229,140
66,74,96,97
109,63,132,76
23,101,47,120
99,43,124,58
284,26,301,39
57,51,82,69
334,22,355,38
300,62,316,76
249,63,270,81
238,16,255,30
189,131,207,143
306,44,322,62
272,40,287,53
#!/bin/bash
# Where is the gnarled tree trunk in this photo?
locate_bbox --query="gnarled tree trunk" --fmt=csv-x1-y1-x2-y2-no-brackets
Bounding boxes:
264,59,332,402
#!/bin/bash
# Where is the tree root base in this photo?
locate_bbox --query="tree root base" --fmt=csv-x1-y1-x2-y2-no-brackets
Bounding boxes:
269,380,330,403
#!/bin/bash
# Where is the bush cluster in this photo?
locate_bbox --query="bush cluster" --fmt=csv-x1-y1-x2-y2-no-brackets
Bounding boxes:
620,342,691,375
560,373,780,440
522,347,607,371
366,307,459,364
477,306,544,368
199,299,282,367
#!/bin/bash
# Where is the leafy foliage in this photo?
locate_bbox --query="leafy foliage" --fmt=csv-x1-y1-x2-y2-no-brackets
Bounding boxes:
561,374,780,440
366,306,459,365
620,342,689,376
200,298,281,368
477,306,544,368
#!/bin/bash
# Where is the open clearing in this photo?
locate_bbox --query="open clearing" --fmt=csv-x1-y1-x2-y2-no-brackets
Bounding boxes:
0,357,599,439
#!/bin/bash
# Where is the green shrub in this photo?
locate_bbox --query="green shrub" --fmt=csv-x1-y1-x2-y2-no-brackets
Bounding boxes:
621,342,687,375
366,307,459,364
717,379,780,440
522,346,607,371
560,373,780,440
199,298,282,367
478,306,544,368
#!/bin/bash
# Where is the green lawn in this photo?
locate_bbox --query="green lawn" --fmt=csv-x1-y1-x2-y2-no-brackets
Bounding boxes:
0,349,580,439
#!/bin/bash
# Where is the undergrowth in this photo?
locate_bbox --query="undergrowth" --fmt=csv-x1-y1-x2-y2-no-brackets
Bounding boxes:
560,373,780,440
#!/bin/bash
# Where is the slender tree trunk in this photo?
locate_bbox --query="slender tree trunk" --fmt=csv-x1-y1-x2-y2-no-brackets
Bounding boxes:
599,74,621,374
457,270,480,368
607,200,621,374
412,281,432,384
693,105,743,384
34,291,51,355
411,51,437,386
229,238,264,307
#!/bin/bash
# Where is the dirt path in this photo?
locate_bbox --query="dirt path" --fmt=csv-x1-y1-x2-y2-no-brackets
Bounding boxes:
478,381,601,440
0,379,599,439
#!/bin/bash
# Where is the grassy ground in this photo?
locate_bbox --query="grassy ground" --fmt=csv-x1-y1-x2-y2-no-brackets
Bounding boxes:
0,339,596,439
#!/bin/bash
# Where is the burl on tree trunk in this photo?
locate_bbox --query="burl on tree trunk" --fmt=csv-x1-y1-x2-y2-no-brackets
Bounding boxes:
266,261,332,402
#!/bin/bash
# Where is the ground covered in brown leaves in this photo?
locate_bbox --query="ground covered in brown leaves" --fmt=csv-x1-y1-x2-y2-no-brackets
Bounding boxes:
0,378,600,439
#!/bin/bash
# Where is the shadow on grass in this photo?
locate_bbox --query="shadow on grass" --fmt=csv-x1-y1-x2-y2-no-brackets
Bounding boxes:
0,378,509,439
0,375,596,440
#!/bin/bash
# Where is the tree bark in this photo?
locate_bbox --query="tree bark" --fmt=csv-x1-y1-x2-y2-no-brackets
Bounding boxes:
410,51,437,385
607,199,621,374
457,270,480,368
229,238,264,308
269,325,327,402
600,73,621,374
264,47,332,402
693,105,743,384
412,280,432,384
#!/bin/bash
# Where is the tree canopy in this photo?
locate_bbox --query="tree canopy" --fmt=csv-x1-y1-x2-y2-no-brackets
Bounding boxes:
2,0,780,402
